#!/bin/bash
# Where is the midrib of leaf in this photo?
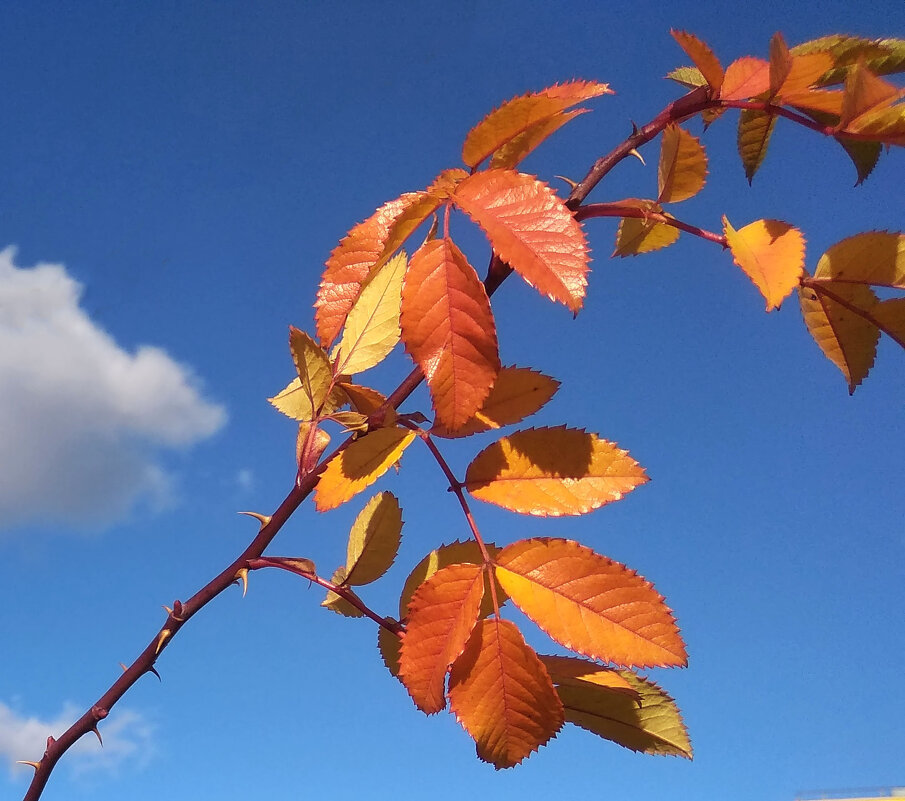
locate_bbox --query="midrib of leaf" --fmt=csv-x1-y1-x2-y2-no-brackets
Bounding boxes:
560,701,682,751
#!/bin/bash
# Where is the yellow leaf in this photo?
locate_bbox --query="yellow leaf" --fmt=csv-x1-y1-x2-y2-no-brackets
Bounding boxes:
873,297,905,349
723,217,805,311
737,109,777,184
462,81,611,169
321,567,365,618
398,540,502,621
274,327,336,420
337,382,388,416
815,231,905,288
613,217,680,257
657,124,707,203
494,538,687,668
344,492,403,586
799,282,880,393
538,655,640,701
838,62,903,130
378,624,403,679
398,563,485,714
790,35,905,86
555,667,692,758
464,426,648,517
720,57,770,100
670,30,723,91
452,170,589,313
431,366,560,438
332,252,406,376
401,238,501,430
315,427,416,511
448,618,564,768
845,103,905,146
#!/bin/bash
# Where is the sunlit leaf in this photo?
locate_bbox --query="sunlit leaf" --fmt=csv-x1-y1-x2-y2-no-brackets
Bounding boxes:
720,57,770,100
873,297,905,349
490,109,587,170
378,624,403,679
613,216,680,257
401,237,501,430
799,281,879,393
777,53,836,97
337,382,388,416
670,30,723,91
432,366,560,438
838,62,903,129
737,109,777,184
657,124,707,203
494,538,687,668
769,32,793,97
665,66,707,89
462,81,611,169
321,567,365,618
815,231,905,288
538,655,640,700
399,541,503,620
844,103,905,146
723,217,805,311
782,88,845,115
790,35,905,85
324,410,369,432
452,170,589,313
332,251,406,376
448,618,564,768
344,492,403,586
556,668,692,757
398,563,485,714
464,426,648,517
315,427,416,511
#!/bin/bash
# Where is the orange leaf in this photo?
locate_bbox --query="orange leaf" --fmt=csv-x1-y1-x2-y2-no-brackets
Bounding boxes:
782,88,845,115
494,538,687,668
314,427,416,511
799,281,879,393
401,238,501,430
464,426,648,517
489,108,587,170
844,103,905,146
723,217,805,311
452,170,589,313
538,655,640,701
658,124,707,203
815,231,905,288
769,33,793,98
462,81,611,169
448,618,564,768
398,563,485,714
720,57,770,100
670,30,724,91
431,365,560,438
839,62,903,129
777,53,836,97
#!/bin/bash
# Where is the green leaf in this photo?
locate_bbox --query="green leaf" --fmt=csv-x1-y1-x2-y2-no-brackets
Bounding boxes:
737,109,776,184
344,492,403,586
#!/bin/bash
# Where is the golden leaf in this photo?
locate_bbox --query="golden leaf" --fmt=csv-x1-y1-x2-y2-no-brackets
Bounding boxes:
462,81,611,169
321,567,365,618
670,30,723,91
452,170,589,313
400,238,501,430
378,624,403,679
657,124,707,203
315,427,416,511
431,366,560,439
782,88,845,115
332,251,406,376
815,231,905,288
344,492,403,586
838,62,903,129
464,426,648,517
873,297,905,348
790,35,905,85
769,32,793,98
720,57,770,100
776,53,835,97
799,282,880,392
267,327,336,421
613,217,680,257
337,382,388,416
723,217,805,311
844,102,905,145
398,563,485,714
737,109,777,184
448,618,564,768
494,538,687,668
538,655,640,700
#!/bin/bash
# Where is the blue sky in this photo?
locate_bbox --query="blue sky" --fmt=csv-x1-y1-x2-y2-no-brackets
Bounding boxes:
2,2,903,800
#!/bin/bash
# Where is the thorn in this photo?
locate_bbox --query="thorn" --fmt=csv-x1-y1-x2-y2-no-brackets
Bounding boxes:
235,568,249,598
628,148,646,165
554,175,579,191
148,665,162,681
119,662,128,672
91,727,104,746
239,511,272,530
155,628,172,655
16,761,41,771
162,605,173,615
631,120,640,136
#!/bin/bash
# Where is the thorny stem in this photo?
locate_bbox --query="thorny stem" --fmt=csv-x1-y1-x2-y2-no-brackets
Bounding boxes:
575,203,728,247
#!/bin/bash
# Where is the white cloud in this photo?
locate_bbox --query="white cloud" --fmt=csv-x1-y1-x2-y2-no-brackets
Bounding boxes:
0,700,154,778
0,247,226,531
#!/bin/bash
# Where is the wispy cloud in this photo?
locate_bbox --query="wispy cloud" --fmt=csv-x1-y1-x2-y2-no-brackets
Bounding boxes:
0,247,227,531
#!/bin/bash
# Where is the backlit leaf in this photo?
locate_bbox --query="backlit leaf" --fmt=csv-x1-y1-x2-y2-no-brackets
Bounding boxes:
873,298,905,348
737,109,777,183
269,329,342,421
782,88,845,115
462,81,611,169
399,541,503,620
799,281,879,393
538,655,640,700
720,57,770,100
448,618,564,768
490,109,587,170
769,33,793,97
321,567,365,618
337,382,388,415
665,66,707,89
378,624,403,679
613,216,680,257
670,30,723,91
344,492,403,586
464,426,648,517
401,237,501,430
657,124,707,203
839,62,902,129
556,668,692,757
315,427,416,511
723,217,805,311
452,170,589,313
432,366,560,438
815,231,905,288
332,251,406,376
844,103,905,146
777,53,836,97
494,538,687,667
790,35,905,85
398,563,485,714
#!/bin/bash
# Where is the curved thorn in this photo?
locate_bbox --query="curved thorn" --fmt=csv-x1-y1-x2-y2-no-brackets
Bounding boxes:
148,665,162,681
554,175,579,191
16,761,41,771
155,629,172,656
91,727,104,746
119,662,128,672
631,120,640,136
628,148,646,165
162,605,173,615
235,567,249,598
239,511,272,530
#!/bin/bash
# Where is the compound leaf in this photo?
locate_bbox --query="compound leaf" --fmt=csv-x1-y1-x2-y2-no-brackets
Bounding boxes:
494,538,687,668
344,491,403,586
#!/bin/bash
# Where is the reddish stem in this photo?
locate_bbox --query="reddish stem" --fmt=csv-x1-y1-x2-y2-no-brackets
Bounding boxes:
575,202,728,247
